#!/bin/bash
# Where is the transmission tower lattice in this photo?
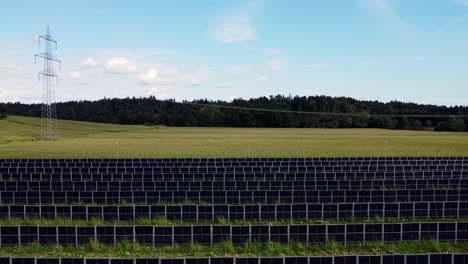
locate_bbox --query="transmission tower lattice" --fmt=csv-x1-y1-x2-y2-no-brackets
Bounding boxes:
35,26,61,140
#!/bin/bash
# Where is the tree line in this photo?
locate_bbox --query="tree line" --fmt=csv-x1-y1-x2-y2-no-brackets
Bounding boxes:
2,95,467,131
0,103,6,119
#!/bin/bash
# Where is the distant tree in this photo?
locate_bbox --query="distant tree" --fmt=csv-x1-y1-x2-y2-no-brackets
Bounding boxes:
434,122,444,131
424,120,433,128
396,117,410,130
412,120,424,130
352,116,369,128
197,107,225,127
369,116,395,129
338,117,353,128
435,117,465,132
446,117,465,132
0,103,6,119
323,120,339,128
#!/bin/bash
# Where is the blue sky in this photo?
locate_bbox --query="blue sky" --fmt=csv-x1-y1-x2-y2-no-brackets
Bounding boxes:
1,0,468,106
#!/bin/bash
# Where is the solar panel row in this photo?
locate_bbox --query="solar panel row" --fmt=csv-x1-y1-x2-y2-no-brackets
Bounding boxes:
2,255,467,264
1,179,466,191
1,202,463,221
1,189,466,205
2,171,464,181
0,222,466,246
1,166,463,175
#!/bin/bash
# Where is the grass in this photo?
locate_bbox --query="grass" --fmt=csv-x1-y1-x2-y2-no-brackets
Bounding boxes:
0,240,467,257
1,116,468,158
0,216,465,227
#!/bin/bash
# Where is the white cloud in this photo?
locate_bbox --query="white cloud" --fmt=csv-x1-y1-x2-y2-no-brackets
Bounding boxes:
265,48,283,55
188,78,202,86
0,42,22,55
305,61,335,70
0,64,23,72
145,87,173,99
365,57,378,65
104,57,136,74
227,96,238,101
225,64,256,74
69,72,83,79
139,64,179,86
157,93,173,99
145,87,160,95
187,67,212,86
219,81,232,88
140,69,160,85
213,14,255,43
0,90,8,100
0,89,36,103
266,59,286,71
80,57,98,68
257,75,269,81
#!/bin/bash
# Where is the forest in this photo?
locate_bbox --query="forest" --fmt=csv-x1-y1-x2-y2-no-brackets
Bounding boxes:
1,95,467,131
0,103,6,119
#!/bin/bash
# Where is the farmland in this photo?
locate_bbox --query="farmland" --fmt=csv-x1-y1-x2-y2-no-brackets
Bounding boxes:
1,115,467,158
2,115,468,263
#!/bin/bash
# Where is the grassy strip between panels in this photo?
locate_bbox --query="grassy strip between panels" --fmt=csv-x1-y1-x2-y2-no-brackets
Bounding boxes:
0,216,467,226
1,240,468,258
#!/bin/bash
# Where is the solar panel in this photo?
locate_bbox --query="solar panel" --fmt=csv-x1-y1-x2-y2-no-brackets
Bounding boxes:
20,226,38,245
11,259,35,264
154,226,173,246
58,226,76,245
251,225,269,243
61,259,84,264
185,259,209,264
76,226,94,245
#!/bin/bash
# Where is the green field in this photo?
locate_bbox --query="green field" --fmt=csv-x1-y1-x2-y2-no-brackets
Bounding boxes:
1,115,467,158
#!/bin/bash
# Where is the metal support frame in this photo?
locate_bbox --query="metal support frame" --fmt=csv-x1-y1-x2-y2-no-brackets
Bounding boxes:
35,26,61,140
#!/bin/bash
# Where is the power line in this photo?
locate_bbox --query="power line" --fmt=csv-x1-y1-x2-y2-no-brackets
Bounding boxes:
171,101,468,118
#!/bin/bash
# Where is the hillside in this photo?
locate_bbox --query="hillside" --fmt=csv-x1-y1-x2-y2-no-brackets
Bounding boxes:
1,115,468,158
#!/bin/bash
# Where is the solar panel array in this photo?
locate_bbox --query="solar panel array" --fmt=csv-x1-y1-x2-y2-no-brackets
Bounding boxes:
1,201,466,221
2,179,467,191
0,221,466,246
2,189,467,204
0,157,467,260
